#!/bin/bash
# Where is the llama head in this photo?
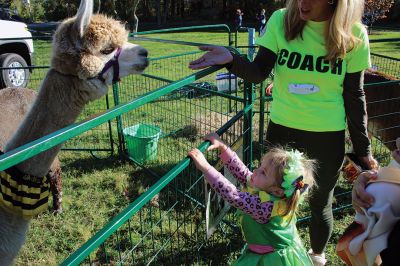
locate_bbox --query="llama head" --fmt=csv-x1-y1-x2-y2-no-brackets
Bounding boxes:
51,0,148,92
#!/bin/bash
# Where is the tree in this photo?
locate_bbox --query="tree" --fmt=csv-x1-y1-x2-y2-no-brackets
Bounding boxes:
42,0,80,21
132,0,141,32
115,0,143,31
100,0,117,18
30,0,45,21
9,0,30,21
364,0,395,28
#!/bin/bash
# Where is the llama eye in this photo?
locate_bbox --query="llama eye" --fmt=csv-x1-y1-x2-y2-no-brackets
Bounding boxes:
100,47,115,55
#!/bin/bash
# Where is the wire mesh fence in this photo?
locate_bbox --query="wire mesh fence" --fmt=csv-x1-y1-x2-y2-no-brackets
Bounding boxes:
114,54,246,177
370,53,400,78
63,124,247,265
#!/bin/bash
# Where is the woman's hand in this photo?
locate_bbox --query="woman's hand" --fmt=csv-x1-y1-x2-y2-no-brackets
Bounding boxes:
352,170,378,213
189,46,233,70
188,149,211,173
393,137,400,163
358,154,379,170
204,133,228,153
393,149,400,164
265,82,273,96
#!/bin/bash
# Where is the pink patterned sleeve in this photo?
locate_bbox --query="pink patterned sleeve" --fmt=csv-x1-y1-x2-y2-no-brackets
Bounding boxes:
204,167,274,224
219,147,252,185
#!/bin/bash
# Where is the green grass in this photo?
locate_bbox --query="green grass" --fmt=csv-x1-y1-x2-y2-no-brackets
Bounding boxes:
369,30,400,59
14,29,398,265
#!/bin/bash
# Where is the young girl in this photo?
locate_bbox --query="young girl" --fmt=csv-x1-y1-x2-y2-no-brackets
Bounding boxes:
188,133,316,265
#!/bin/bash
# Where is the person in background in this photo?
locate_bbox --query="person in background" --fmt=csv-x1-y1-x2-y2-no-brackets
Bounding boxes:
188,133,316,265
256,8,267,36
189,0,377,265
235,9,244,31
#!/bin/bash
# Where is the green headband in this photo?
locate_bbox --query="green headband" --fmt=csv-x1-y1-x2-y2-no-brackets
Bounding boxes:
281,149,307,198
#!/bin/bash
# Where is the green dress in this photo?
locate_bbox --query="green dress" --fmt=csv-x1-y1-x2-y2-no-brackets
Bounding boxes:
234,193,312,266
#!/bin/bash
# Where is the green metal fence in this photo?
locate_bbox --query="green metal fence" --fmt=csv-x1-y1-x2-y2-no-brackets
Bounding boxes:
0,25,253,264
60,27,254,265
0,41,115,158
365,38,400,161
61,115,248,265
0,28,399,265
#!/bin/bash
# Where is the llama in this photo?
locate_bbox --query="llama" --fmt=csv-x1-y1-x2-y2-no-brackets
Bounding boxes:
0,88,63,214
364,70,400,151
0,0,149,264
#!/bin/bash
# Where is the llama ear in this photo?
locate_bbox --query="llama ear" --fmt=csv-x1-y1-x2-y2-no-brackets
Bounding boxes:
74,0,93,37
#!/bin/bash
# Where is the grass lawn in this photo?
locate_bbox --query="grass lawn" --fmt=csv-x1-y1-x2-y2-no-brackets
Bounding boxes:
369,29,400,59
14,29,399,265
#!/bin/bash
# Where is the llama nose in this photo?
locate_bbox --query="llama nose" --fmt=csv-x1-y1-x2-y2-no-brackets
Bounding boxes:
139,49,148,58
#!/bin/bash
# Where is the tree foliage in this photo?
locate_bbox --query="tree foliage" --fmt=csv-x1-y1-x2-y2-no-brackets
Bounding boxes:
364,0,395,26
9,0,30,21
42,0,79,21
2,0,397,27
41,0,100,21
30,0,45,21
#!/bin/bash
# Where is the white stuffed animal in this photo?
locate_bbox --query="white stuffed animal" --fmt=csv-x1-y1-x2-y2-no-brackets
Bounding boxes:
337,138,400,266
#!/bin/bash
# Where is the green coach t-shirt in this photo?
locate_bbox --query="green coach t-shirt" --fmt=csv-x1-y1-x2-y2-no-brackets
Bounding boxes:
256,9,371,132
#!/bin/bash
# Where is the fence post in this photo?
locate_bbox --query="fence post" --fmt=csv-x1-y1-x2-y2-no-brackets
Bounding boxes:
112,83,125,157
243,28,256,169
247,28,256,60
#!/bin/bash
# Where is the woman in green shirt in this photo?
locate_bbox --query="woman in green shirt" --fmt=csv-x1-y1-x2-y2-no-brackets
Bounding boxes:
189,0,377,265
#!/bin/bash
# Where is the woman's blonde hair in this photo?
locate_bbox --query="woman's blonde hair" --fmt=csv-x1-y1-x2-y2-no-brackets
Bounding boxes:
284,0,365,62
262,147,316,217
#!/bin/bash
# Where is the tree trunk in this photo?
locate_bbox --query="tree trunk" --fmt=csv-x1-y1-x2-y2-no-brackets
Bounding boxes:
171,0,176,18
132,0,141,32
180,0,184,18
143,0,150,18
162,0,169,24
155,0,161,25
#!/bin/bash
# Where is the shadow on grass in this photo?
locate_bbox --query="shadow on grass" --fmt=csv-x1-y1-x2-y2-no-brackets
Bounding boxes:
123,160,207,214
61,152,127,173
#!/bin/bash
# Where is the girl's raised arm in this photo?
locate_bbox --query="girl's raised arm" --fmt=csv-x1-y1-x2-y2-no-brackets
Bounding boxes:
205,133,251,185
204,166,273,224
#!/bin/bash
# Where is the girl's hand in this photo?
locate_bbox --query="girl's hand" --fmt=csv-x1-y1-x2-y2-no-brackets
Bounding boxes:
189,46,233,70
188,149,211,173
352,170,378,213
204,133,228,152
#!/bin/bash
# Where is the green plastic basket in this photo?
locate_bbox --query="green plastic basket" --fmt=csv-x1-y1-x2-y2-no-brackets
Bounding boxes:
123,124,161,163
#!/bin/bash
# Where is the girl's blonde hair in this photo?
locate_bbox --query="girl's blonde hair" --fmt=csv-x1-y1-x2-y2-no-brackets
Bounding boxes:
284,0,365,62
262,147,316,217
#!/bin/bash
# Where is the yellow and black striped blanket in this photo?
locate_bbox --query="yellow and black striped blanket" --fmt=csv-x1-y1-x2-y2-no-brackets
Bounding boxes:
0,151,50,219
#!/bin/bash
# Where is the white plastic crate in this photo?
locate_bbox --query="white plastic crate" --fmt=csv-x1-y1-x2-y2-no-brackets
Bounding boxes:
216,73,237,92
